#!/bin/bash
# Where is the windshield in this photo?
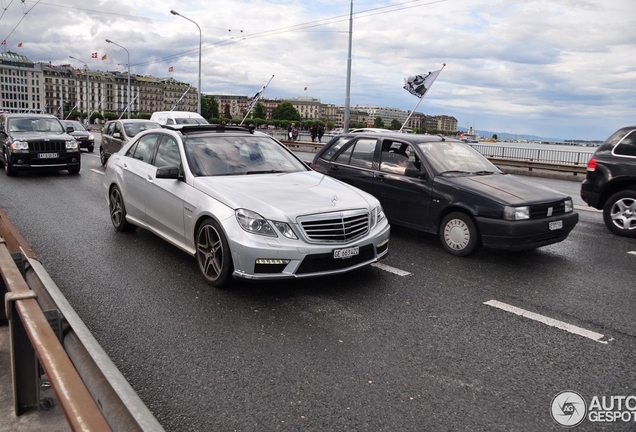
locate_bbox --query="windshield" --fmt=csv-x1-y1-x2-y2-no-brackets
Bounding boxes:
63,121,86,131
184,135,309,176
124,122,162,137
8,117,65,133
417,141,500,175
175,118,208,125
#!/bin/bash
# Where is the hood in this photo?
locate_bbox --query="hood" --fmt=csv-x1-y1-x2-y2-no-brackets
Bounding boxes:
10,131,73,141
193,171,377,221
440,173,570,205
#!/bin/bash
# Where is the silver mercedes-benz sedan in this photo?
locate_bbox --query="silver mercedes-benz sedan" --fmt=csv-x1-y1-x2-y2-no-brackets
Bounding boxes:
103,124,390,287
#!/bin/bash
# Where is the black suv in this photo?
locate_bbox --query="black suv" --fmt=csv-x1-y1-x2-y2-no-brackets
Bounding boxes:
312,131,578,256
0,113,81,176
580,126,636,237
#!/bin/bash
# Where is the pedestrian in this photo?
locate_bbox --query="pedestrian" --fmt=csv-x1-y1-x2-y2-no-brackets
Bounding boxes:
287,123,293,140
318,124,324,143
310,124,317,142
291,123,299,141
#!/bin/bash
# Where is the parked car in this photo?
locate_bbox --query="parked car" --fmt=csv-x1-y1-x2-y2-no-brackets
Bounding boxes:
580,125,636,237
0,113,80,176
60,120,94,152
311,131,579,256
103,124,390,287
100,119,161,166
149,111,208,125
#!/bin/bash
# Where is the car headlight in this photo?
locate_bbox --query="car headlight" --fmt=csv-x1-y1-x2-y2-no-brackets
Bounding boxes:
371,205,386,227
272,221,298,239
564,199,573,213
66,140,78,150
504,205,530,220
235,209,277,237
88,134,94,140
10,140,29,151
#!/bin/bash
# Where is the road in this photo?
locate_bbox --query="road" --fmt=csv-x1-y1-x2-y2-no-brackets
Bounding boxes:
0,140,634,431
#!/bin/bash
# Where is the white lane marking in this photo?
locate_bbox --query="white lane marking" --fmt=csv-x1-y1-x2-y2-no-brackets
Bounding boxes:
628,251,636,256
484,299,610,344
371,262,411,276
90,169,105,175
574,205,602,213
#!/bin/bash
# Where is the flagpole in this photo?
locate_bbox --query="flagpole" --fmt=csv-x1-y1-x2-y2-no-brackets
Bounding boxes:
399,63,446,133
240,74,274,125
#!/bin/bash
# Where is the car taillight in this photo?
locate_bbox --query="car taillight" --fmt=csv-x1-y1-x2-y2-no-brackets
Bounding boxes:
586,157,597,171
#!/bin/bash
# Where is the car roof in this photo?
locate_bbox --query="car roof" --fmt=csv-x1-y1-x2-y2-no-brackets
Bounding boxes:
337,131,456,143
161,124,256,135
3,113,58,119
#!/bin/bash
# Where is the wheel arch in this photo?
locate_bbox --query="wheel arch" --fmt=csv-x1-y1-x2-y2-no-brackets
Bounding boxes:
598,180,636,209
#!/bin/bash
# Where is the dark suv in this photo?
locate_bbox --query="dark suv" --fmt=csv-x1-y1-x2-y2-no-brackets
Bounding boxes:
580,126,636,237
0,113,80,176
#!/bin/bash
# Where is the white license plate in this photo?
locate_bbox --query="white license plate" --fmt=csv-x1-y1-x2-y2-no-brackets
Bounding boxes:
38,153,59,159
549,220,563,231
333,246,359,259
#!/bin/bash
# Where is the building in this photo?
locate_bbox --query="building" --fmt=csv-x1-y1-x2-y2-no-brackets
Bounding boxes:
0,52,43,113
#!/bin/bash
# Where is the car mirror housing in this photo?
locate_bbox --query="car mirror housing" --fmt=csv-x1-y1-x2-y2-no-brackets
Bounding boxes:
156,165,182,180
66,126,74,133
404,167,425,179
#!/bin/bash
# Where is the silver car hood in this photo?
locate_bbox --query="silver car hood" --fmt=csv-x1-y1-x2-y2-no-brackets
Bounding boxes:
193,171,377,220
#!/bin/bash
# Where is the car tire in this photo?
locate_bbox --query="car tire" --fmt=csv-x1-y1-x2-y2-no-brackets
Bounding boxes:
439,212,480,256
603,190,636,237
68,166,80,175
99,147,108,166
108,185,136,232
88,145,94,153
3,150,16,177
196,219,234,288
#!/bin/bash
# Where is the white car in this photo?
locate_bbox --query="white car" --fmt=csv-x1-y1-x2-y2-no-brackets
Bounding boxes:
103,124,390,287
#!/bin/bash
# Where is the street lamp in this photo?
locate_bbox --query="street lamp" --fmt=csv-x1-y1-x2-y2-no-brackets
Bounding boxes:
170,9,202,115
69,56,90,125
106,39,131,119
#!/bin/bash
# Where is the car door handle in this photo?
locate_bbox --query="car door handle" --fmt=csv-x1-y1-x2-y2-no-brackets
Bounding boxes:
330,166,339,171
146,175,153,184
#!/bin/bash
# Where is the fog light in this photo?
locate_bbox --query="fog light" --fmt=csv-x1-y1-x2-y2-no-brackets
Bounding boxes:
256,259,291,265
378,239,389,248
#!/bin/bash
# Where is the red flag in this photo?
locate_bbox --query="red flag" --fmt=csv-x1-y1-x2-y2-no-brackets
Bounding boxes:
91,52,98,58
101,54,107,60
304,86,307,91
168,66,174,72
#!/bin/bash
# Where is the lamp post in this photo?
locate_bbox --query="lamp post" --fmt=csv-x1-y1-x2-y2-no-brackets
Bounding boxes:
69,56,90,125
170,9,202,115
106,39,131,119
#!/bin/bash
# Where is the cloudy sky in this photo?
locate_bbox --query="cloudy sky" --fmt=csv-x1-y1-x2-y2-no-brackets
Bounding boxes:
1,0,634,140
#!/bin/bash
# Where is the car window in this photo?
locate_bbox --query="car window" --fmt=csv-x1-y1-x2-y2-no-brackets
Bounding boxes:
104,122,113,135
183,135,307,176
336,138,376,169
321,136,351,161
129,134,159,163
613,130,636,157
154,136,181,168
380,142,419,174
65,121,85,131
113,122,122,136
418,141,498,174
124,122,161,138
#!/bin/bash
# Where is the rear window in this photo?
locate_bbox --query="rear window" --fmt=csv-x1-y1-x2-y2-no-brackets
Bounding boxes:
613,129,636,157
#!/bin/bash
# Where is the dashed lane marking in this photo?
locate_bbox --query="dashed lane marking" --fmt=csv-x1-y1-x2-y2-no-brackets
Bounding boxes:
484,299,611,344
628,251,636,256
91,169,105,175
371,262,411,276
574,205,602,213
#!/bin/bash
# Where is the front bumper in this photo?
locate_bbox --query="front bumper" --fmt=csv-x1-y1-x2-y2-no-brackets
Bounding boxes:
8,151,81,171
227,221,391,281
476,212,579,251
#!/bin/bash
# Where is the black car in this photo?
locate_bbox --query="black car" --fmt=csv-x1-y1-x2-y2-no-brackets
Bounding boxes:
0,113,81,176
580,126,636,237
312,132,579,256
60,120,94,152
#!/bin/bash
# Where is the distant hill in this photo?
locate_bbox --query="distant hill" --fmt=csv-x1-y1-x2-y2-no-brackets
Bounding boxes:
457,126,561,142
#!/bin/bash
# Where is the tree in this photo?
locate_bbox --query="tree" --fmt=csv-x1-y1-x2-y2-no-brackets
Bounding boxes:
390,119,402,130
492,134,498,140
271,102,300,121
224,104,231,119
373,116,385,128
202,95,219,120
252,102,266,120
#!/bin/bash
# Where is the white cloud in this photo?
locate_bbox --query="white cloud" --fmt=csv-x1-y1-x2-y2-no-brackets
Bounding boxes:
1,0,634,140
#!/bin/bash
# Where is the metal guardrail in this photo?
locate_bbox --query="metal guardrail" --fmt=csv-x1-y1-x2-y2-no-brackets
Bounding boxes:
0,207,164,431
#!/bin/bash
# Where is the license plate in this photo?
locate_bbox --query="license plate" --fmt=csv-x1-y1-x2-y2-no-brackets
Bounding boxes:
333,246,359,259
38,153,59,159
549,220,563,230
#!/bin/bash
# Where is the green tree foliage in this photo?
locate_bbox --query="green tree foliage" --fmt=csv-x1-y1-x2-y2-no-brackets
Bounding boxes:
492,134,498,140
373,116,385,128
390,119,402,130
223,104,231,119
252,102,266,120
272,102,301,121
202,95,219,120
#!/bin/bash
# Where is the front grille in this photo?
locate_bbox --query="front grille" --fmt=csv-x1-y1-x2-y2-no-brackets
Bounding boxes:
296,244,375,274
28,140,67,152
299,210,369,243
529,201,565,219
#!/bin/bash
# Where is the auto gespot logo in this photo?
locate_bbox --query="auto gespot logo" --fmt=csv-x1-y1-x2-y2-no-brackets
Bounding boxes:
551,390,636,427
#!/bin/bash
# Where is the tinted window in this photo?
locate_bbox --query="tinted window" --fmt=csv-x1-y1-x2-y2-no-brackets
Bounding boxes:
130,134,159,163
335,138,376,169
613,130,636,157
321,136,351,160
380,142,420,174
154,136,181,168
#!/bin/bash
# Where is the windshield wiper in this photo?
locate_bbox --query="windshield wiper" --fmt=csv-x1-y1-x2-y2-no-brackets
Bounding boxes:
472,170,495,175
439,170,471,176
245,169,285,175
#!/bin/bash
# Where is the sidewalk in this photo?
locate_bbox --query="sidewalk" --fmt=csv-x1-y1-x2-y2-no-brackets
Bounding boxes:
0,326,69,432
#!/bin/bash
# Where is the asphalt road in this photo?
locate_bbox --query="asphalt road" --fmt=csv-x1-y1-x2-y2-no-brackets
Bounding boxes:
0,141,634,431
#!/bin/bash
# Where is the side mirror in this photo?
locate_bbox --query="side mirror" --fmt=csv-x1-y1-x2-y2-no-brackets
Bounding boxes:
66,126,74,133
156,165,182,180
113,132,122,139
404,167,426,179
